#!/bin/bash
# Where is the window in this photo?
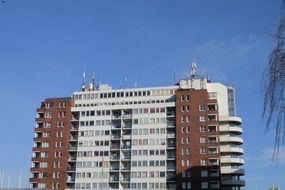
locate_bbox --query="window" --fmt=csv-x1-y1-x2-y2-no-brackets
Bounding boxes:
200,126,207,132
182,171,186,178
181,95,185,101
185,116,189,122
44,122,51,128
208,125,217,132
201,182,208,189
186,105,190,112
42,142,49,148
208,104,217,111
186,137,190,144
43,132,50,138
187,171,191,177
208,114,217,121
210,169,219,177
40,162,48,168
41,152,49,158
200,115,206,122
182,182,186,189
200,147,208,154
200,159,207,166
199,104,206,111
187,160,191,166
201,170,208,177
186,95,190,101
186,127,190,133
209,147,218,154
200,136,207,143
187,182,191,189
211,181,220,189
38,183,46,188
46,102,53,108
44,112,52,118
186,148,190,155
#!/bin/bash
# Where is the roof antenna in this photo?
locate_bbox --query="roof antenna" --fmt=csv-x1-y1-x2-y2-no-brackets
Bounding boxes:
191,59,197,78
134,76,138,88
82,67,86,91
92,72,96,90
124,76,128,88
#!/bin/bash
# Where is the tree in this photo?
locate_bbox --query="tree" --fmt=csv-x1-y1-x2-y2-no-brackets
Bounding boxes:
269,186,279,190
263,0,285,156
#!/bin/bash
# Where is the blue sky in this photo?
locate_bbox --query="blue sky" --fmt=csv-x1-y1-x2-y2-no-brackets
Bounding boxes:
0,0,284,189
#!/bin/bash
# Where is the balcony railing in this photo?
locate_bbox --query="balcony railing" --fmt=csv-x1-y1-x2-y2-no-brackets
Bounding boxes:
67,166,76,171
69,146,77,151
111,155,120,160
167,165,176,170
111,145,120,150
167,143,175,148
167,154,176,159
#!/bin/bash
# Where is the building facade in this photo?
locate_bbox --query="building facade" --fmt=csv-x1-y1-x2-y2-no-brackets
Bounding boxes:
30,76,245,190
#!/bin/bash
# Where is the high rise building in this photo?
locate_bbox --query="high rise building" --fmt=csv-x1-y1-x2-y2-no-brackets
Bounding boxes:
30,71,245,190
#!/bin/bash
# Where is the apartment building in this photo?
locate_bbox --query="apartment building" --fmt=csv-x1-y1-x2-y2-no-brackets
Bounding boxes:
30,73,245,190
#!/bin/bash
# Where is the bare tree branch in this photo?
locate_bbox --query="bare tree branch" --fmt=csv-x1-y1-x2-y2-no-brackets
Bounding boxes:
262,1,285,156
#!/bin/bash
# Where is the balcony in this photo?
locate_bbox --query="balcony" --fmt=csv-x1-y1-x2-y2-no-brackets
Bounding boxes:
121,155,131,160
68,156,77,162
111,123,121,130
69,146,77,151
121,135,131,140
219,116,242,125
121,145,131,150
220,167,245,175
71,116,79,121
220,157,244,165
70,125,79,131
122,114,132,119
167,142,175,148
70,135,78,141
120,177,130,182
111,145,120,150
121,166,131,171
220,135,243,144
66,176,75,183
110,166,120,171
109,177,119,183
167,153,176,160
111,134,121,140
122,122,132,129
112,115,122,120
67,166,76,172
167,133,175,139
111,155,120,161
222,179,245,186
219,125,243,134
220,146,244,154
167,111,176,117
167,164,176,170
209,159,219,166
167,122,175,128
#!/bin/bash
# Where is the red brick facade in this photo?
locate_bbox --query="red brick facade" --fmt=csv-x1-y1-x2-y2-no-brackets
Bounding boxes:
175,89,221,190
30,97,73,190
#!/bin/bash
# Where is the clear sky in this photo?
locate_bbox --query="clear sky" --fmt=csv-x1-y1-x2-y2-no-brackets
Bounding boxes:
0,0,284,189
